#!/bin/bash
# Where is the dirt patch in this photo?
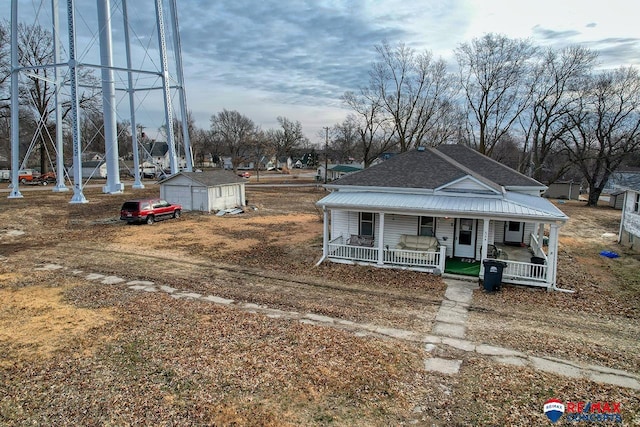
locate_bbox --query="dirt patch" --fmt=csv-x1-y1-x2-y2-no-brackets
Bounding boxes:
0,277,114,366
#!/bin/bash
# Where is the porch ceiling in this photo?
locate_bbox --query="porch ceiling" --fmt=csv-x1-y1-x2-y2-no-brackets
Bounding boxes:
317,191,568,222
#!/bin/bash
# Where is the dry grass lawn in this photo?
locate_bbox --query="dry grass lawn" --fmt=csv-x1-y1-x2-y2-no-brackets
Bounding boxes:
0,180,638,425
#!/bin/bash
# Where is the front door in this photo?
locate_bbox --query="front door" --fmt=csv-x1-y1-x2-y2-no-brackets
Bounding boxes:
504,221,524,244
455,218,476,259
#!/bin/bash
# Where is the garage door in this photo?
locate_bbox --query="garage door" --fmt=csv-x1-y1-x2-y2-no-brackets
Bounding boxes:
163,185,195,211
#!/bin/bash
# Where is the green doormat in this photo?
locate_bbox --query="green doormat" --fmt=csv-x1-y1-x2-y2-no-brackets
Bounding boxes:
444,258,481,276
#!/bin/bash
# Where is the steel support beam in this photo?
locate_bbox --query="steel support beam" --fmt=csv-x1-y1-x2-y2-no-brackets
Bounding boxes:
97,0,123,194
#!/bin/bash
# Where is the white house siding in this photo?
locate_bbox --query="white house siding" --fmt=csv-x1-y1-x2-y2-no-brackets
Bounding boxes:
436,218,456,257
330,210,357,241
382,214,419,247
621,191,640,251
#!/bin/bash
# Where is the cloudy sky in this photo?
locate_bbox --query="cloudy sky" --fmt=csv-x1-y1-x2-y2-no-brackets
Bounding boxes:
10,0,640,144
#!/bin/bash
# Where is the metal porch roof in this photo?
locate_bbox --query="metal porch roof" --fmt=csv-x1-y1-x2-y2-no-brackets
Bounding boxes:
316,191,568,222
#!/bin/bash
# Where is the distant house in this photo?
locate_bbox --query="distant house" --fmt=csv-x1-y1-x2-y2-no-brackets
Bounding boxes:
316,145,569,290
159,170,246,212
317,164,363,182
142,141,187,171
618,182,640,252
68,160,107,179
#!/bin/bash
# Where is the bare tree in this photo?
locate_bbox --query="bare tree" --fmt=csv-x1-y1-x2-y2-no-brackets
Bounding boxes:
455,33,537,155
370,41,456,151
267,116,308,160
210,109,257,172
342,91,396,167
330,115,359,163
562,67,640,206
0,22,10,117
190,127,217,167
519,46,598,180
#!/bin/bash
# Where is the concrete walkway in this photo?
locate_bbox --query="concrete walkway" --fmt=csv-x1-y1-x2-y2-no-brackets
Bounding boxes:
34,263,640,390
423,278,640,391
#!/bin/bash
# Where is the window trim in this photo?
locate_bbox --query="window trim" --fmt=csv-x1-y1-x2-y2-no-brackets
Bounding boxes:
634,193,639,213
359,212,375,237
418,216,435,237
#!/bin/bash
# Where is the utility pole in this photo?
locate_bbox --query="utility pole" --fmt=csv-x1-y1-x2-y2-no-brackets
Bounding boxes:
323,126,329,184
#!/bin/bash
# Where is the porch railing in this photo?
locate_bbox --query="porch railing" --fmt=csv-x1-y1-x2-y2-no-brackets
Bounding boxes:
328,236,445,271
529,233,547,260
501,259,548,283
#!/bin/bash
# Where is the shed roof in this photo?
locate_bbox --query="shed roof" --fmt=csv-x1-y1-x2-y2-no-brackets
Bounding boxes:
160,170,246,186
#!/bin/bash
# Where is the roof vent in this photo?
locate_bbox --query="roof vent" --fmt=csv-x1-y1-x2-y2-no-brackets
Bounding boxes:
417,146,426,152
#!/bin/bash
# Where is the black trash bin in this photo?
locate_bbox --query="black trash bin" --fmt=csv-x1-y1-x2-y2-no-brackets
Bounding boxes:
483,260,506,292
530,256,546,278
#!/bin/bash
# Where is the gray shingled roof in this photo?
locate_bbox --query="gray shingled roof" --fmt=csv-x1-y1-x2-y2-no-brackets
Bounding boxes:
329,145,545,190
162,170,246,186
329,148,467,189
435,144,544,188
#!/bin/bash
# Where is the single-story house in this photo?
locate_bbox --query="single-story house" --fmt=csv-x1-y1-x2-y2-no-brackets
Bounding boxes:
68,160,107,179
317,164,363,182
618,182,640,252
316,144,569,290
159,170,246,212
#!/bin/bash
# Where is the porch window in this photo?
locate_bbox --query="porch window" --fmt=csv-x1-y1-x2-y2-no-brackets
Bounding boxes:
634,194,639,212
359,212,375,237
508,221,520,232
419,216,435,237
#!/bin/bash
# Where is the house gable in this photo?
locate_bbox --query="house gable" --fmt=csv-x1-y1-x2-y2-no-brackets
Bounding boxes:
435,175,502,195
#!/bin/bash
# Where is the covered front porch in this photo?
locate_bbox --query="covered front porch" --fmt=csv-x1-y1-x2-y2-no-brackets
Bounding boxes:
319,208,562,289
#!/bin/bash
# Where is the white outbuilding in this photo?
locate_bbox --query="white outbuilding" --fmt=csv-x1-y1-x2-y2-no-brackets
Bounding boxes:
159,170,247,212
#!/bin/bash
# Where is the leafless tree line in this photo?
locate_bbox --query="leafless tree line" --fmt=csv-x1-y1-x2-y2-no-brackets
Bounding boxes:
337,36,640,205
2,22,640,205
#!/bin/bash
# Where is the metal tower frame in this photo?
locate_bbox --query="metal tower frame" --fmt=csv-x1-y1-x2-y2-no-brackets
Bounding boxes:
9,0,194,203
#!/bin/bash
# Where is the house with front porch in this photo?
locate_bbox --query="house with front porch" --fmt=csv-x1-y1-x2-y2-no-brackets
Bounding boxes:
316,145,569,290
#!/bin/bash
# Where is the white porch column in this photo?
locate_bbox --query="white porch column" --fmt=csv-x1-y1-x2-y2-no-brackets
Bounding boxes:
479,218,490,276
377,212,385,265
547,223,560,287
322,207,329,259
538,223,545,252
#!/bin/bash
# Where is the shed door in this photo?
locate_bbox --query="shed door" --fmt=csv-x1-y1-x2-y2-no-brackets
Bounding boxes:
192,187,208,212
454,218,476,259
